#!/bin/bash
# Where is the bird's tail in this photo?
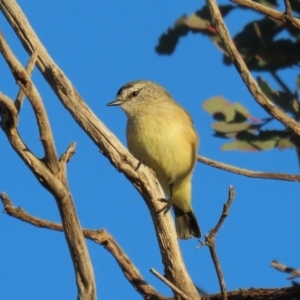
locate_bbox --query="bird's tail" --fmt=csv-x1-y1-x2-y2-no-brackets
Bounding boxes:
173,205,201,240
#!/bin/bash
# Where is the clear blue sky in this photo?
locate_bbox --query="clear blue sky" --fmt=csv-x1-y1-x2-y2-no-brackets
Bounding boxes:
1,1,299,299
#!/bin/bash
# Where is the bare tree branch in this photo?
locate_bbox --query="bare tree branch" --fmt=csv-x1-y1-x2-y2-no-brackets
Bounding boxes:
0,44,96,300
0,91,18,128
0,1,199,298
203,287,300,300
284,0,292,17
210,186,235,237
0,31,59,174
198,186,236,300
231,0,300,29
59,142,76,177
197,155,300,182
271,260,300,280
150,268,190,300
15,47,38,112
0,0,200,299
207,0,300,137
0,193,168,300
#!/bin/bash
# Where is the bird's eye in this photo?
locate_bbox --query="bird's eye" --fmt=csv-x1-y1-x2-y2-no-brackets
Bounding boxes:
131,91,139,97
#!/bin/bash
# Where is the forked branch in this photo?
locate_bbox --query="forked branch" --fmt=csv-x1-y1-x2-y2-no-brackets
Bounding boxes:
0,1,199,298
0,34,96,300
198,186,236,300
1,193,168,300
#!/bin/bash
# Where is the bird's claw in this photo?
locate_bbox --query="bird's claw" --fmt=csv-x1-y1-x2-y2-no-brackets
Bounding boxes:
157,198,172,215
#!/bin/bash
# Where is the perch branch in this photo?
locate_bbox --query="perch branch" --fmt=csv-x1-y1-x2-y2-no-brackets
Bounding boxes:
1,193,168,300
207,0,300,137
197,155,300,182
0,1,200,298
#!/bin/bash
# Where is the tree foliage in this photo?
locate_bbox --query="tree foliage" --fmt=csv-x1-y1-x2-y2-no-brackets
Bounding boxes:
156,0,300,153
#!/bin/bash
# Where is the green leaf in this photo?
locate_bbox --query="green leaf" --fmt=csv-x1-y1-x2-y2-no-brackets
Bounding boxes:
231,102,250,119
203,97,250,122
212,121,251,133
184,14,209,30
203,96,230,116
257,77,274,101
222,140,259,151
257,77,298,115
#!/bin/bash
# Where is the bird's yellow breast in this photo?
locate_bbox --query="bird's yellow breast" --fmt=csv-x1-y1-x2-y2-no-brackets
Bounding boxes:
126,101,198,197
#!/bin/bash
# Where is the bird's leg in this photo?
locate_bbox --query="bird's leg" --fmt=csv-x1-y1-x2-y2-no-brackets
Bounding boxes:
157,182,174,215
135,155,147,171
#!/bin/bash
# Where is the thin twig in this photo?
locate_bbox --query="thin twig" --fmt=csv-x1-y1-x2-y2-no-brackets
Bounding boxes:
0,193,167,300
59,142,76,164
197,155,300,182
59,142,76,177
231,0,300,29
271,260,300,280
150,268,190,300
284,0,292,17
15,47,39,113
270,71,293,96
210,186,235,236
198,186,236,300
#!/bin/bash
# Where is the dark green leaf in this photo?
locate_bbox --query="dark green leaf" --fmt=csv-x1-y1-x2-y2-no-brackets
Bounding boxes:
257,77,298,115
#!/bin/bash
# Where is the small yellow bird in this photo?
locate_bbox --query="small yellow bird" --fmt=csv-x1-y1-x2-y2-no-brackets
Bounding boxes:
107,80,200,239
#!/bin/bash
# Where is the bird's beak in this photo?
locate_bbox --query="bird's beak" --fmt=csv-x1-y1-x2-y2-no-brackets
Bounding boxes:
106,98,123,106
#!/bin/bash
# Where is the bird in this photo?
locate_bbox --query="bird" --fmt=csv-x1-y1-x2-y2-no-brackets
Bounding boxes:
107,80,200,239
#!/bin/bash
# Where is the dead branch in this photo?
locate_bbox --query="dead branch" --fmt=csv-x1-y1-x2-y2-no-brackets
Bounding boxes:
15,48,38,112
0,31,59,174
271,260,300,280
1,193,168,300
198,186,236,300
207,0,300,137
0,91,18,128
0,1,199,298
231,0,300,29
197,155,300,182
0,42,96,300
150,268,190,300
202,286,300,300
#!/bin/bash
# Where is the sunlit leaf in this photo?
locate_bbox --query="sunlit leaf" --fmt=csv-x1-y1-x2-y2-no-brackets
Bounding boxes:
212,121,251,133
